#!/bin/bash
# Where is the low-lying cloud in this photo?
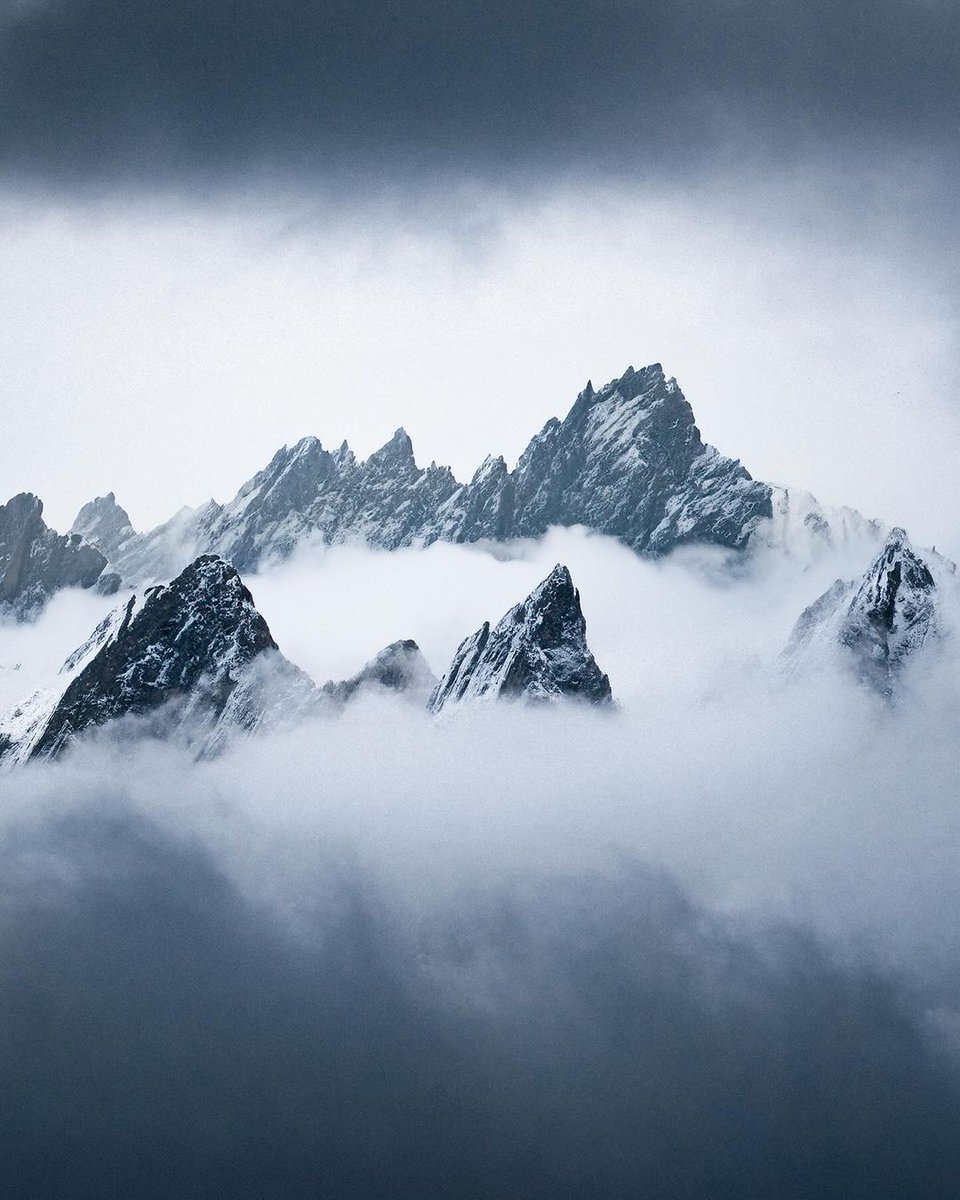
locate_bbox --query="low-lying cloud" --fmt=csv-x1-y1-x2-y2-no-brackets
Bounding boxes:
3,530,960,1195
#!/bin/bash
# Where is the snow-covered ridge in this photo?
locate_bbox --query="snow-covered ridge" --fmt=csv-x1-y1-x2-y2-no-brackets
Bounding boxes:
758,486,884,561
0,361,889,625
75,362,880,589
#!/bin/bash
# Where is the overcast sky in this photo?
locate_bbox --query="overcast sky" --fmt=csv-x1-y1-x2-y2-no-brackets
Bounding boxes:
0,0,957,546
3,13,960,1190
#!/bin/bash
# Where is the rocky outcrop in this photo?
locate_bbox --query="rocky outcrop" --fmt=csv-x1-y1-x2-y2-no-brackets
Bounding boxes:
0,555,317,761
321,639,437,705
85,363,871,588
784,528,943,693
0,493,111,620
428,564,612,712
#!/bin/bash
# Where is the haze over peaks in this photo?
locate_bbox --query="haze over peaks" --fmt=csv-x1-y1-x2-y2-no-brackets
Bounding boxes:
69,364,879,591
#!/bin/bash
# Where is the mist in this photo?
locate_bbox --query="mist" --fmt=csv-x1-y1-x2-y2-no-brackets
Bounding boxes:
2,184,957,551
3,532,960,1194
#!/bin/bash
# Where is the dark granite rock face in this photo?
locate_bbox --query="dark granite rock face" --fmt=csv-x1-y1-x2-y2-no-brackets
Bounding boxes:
428,564,612,712
784,528,942,693
69,492,136,562
0,493,108,620
321,639,437,705
0,555,317,761
98,365,784,586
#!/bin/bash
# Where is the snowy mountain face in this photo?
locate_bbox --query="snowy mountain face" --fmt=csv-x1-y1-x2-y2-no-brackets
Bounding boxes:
0,493,115,620
783,529,944,694
321,639,438,706
466,365,772,554
429,564,612,712
0,555,317,762
82,364,874,588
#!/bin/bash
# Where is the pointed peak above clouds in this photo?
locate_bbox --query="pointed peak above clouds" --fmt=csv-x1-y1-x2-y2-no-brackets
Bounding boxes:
429,564,612,712
784,528,945,694
70,491,136,561
0,554,317,762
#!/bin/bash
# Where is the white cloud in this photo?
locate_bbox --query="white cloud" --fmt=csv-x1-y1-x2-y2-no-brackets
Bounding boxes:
1,527,957,975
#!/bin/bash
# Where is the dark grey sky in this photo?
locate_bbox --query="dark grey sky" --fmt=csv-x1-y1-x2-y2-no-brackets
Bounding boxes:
2,0,958,195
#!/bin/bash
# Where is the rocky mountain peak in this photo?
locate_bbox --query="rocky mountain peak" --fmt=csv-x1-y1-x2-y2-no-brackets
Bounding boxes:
784,528,941,693
0,492,108,620
263,436,329,483
583,363,669,410
840,529,938,677
5,492,43,521
854,527,931,608
0,553,318,761
428,564,612,712
505,363,767,554
369,428,416,469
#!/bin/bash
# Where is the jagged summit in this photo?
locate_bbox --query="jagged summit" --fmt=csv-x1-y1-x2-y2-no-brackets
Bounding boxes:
841,528,939,684
322,639,437,705
0,554,317,761
784,528,942,693
71,362,878,588
0,492,111,619
371,428,416,464
499,363,769,554
429,564,612,712
69,491,136,562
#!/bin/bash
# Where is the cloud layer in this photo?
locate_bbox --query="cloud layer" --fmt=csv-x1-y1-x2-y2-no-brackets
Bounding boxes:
3,534,960,1193
3,797,959,1199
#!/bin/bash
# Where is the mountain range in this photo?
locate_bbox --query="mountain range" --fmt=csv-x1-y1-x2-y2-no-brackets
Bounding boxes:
1,357,949,763
0,363,882,621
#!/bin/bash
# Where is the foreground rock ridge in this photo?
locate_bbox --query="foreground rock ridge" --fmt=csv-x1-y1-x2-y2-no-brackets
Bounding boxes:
429,564,612,712
784,528,943,693
0,555,317,762
0,493,115,620
74,363,878,588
